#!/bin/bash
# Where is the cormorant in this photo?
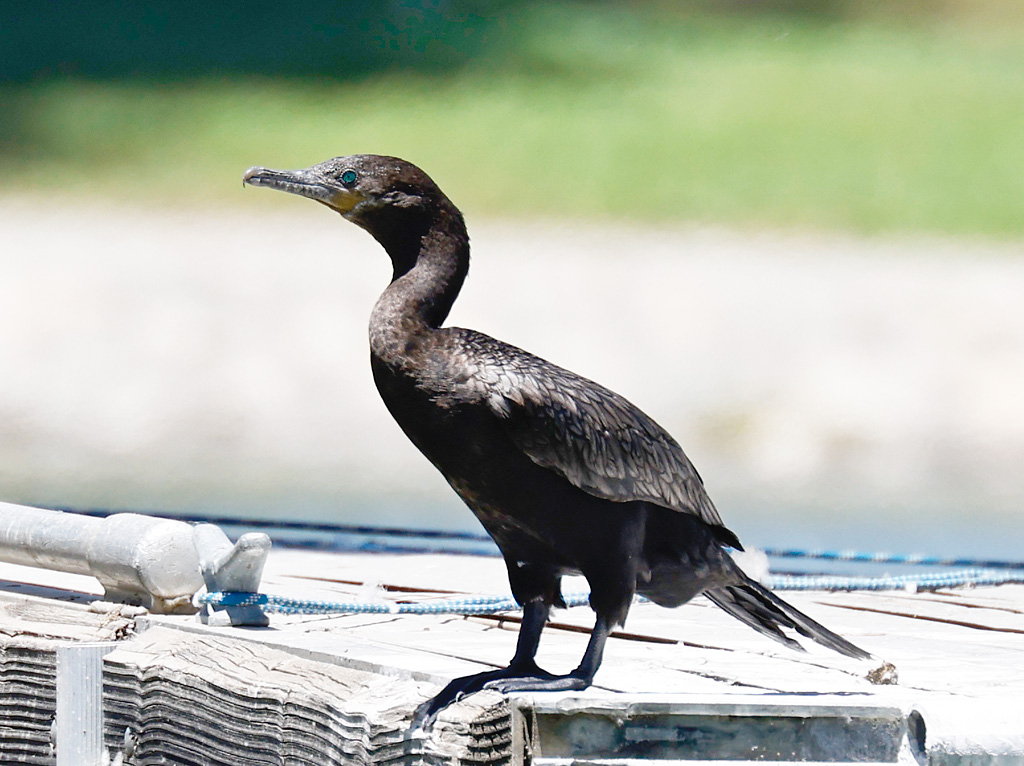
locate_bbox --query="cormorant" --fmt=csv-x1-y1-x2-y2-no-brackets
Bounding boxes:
242,155,870,724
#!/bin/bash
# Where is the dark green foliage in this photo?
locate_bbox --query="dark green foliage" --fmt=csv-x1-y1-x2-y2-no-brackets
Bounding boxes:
0,0,510,82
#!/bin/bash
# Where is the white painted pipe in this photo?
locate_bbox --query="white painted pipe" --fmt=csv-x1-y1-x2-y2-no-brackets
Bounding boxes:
0,502,204,613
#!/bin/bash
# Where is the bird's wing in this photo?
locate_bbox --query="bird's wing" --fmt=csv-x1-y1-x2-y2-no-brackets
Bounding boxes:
457,332,731,537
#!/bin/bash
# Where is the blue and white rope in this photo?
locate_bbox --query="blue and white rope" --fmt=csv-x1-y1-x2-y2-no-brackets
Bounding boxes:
770,567,1024,592
199,566,1024,616
198,590,593,616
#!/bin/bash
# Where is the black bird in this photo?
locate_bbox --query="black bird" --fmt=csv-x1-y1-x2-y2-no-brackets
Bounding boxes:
242,155,870,723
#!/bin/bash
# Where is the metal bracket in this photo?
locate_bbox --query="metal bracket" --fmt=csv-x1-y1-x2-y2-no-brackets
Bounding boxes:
193,523,272,627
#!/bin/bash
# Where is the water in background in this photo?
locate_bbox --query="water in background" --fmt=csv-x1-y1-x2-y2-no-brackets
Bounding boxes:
2,201,1022,564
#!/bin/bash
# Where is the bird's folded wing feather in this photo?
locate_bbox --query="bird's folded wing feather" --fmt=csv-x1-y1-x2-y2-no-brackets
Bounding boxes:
462,333,726,531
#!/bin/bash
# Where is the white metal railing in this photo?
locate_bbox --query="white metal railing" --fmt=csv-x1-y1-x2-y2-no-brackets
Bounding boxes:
0,501,269,621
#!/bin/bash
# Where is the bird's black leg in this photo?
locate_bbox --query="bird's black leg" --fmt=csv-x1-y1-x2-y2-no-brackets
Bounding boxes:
483,612,612,694
507,597,551,672
412,599,553,728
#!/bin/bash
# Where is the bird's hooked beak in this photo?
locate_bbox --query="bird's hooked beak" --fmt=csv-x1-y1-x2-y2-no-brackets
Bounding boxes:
242,165,363,215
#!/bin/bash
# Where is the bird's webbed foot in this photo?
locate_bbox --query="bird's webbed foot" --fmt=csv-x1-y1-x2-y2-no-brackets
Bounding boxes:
482,667,593,694
412,659,554,730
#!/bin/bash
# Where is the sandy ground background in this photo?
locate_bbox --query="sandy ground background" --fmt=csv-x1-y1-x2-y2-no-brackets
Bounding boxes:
1,196,1022,558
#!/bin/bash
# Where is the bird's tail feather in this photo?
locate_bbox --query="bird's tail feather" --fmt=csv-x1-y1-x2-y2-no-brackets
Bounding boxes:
704,575,871,660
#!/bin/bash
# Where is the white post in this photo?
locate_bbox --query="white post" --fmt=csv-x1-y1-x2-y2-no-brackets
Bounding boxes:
55,642,117,766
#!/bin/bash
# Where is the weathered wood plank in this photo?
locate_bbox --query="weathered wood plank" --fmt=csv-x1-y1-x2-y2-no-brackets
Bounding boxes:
3,549,1024,764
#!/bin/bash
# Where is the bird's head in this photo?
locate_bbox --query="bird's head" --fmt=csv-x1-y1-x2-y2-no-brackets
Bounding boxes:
243,154,449,230
243,154,468,284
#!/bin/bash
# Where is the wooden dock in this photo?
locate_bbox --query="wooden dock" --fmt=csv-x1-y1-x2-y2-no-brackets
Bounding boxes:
1,546,1023,765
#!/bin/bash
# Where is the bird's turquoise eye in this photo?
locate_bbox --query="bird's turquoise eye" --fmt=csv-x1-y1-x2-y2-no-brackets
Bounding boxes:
340,170,358,186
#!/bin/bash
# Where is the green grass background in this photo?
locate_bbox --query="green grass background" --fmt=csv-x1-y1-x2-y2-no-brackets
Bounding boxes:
2,1,1023,236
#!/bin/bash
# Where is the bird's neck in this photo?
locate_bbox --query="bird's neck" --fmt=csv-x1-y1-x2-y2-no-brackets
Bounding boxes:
368,204,469,356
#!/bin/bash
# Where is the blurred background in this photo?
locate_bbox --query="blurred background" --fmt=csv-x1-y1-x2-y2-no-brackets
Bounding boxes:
1,1,1022,559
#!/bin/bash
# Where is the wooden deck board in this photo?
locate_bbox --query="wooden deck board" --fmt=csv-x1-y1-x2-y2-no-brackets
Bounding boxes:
3,547,1024,764
247,550,1024,701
